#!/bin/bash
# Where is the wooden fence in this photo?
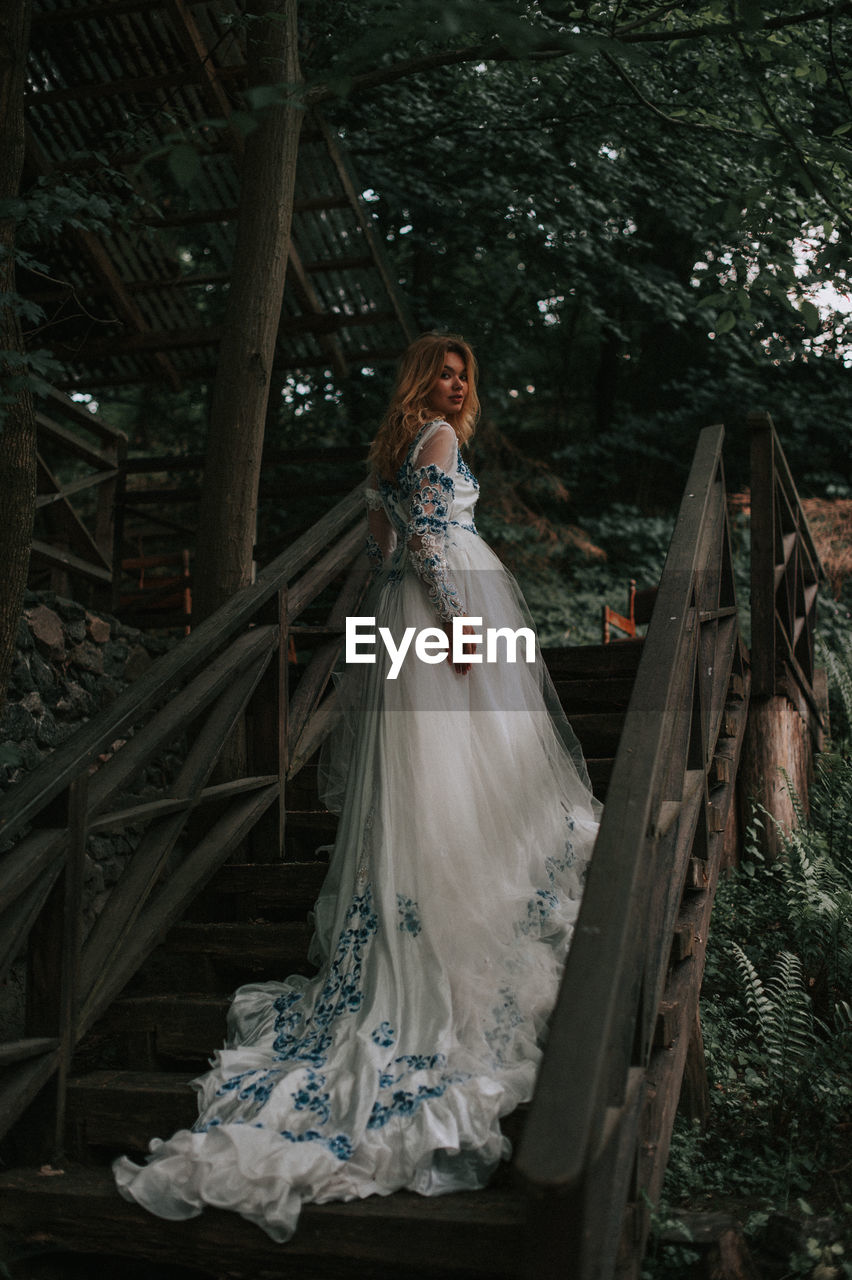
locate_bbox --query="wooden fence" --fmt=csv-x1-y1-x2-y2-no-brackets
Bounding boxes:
31,387,127,605
0,481,368,1153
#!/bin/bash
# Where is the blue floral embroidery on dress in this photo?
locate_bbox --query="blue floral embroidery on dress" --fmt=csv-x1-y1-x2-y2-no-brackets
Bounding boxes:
365,532,384,578
269,886,378,1066
396,894,422,937
366,1051,469,1130
292,1067,331,1124
485,986,525,1065
371,1021,396,1048
456,449,479,489
517,887,560,936
213,1066,285,1115
278,1127,353,1161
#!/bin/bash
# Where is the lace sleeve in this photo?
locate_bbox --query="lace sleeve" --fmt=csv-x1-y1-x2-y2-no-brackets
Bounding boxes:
406,424,465,623
365,479,396,578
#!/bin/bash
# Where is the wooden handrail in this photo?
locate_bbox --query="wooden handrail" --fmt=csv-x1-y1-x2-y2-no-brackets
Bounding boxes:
749,411,824,712
517,425,748,1277
0,481,366,846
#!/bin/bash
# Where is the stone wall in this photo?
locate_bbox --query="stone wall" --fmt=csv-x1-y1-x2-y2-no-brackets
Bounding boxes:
0,592,179,1043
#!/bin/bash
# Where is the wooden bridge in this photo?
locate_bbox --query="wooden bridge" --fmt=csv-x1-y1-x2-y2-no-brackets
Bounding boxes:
0,416,823,1279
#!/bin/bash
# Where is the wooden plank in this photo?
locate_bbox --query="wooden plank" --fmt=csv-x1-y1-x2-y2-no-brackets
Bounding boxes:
80,645,277,1010
35,412,115,469
0,1165,525,1278
0,1050,61,1146
161,920,313,960
287,557,370,753
79,784,279,1038
89,994,228,1065
749,413,777,698
0,482,366,847
0,1037,59,1067
0,860,63,986
68,1069,198,1153
36,452,112,571
288,691,340,779
29,539,113,586
43,386,128,445
87,776,279,833
542,641,644,682
0,828,64,917
517,425,726,1192
35,468,121,508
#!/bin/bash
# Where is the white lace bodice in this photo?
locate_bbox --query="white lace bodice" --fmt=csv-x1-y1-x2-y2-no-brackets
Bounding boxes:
365,420,479,623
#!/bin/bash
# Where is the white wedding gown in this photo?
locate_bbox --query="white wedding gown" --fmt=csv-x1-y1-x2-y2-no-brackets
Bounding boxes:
114,420,601,1240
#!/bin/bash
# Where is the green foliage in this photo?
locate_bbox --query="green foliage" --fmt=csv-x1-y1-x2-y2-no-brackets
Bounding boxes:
645,633,852,1275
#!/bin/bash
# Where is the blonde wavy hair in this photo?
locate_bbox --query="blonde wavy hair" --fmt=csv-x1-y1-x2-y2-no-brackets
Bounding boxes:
368,333,480,481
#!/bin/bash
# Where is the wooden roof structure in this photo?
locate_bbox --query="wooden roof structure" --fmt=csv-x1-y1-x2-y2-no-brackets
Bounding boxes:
23,0,417,393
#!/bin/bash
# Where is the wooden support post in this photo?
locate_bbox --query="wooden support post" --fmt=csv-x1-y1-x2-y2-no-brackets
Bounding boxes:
247,588,288,861
24,775,87,1159
678,1008,710,1129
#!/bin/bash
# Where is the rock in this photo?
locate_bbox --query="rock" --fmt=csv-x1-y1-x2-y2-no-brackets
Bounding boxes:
66,618,87,644
103,640,129,677
35,710,59,748
15,617,32,651
55,597,86,623
8,655,35,696
29,649,58,698
86,612,111,644
123,644,153,681
100,856,126,887
18,739,44,772
20,691,44,716
0,703,35,742
68,641,104,675
83,855,105,895
26,605,66,662
55,680,94,719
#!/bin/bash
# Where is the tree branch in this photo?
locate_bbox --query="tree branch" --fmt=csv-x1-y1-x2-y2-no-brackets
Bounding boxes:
306,1,852,104
601,50,754,137
732,32,852,232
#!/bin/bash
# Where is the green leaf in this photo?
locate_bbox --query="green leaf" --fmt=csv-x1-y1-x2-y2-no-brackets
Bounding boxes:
715,310,737,334
798,299,821,332
167,143,202,188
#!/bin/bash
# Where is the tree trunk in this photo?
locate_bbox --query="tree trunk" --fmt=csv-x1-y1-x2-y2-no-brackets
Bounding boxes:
0,0,35,714
193,0,303,623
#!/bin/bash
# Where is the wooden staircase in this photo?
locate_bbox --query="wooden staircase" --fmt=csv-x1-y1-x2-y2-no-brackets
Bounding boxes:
0,418,824,1279
0,643,638,1279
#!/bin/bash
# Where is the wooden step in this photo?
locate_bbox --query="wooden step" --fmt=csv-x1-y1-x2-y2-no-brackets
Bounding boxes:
553,675,636,715
67,1070,198,1156
127,921,316,995
186,859,328,923
66,1069,530,1163
0,1164,526,1278
80,993,230,1071
563,711,624,759
586,757,614,801
543,639,644,681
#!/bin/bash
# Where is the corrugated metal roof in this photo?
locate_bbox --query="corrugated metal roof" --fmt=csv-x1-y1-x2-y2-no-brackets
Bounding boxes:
24,0,416,391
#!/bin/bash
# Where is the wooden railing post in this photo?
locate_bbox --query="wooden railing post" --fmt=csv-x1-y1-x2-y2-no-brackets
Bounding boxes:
24,774,87,1158
748,411,776,699
247,587,289,861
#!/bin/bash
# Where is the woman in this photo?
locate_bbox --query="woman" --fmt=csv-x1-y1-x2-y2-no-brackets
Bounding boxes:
114,333,600,1240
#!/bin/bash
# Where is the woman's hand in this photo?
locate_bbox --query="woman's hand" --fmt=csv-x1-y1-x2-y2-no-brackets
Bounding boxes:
443,616,477,675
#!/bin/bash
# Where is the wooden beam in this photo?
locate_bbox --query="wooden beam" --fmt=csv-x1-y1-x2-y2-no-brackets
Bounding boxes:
25,129,182,391
284,242,350,381
29,539,112,586
316,118,418,344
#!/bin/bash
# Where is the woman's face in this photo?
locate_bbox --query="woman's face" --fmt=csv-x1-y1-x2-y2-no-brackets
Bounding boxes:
426,350,468,420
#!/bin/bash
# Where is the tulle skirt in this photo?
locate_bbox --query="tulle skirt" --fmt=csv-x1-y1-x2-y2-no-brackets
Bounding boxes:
114,528,600,1241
